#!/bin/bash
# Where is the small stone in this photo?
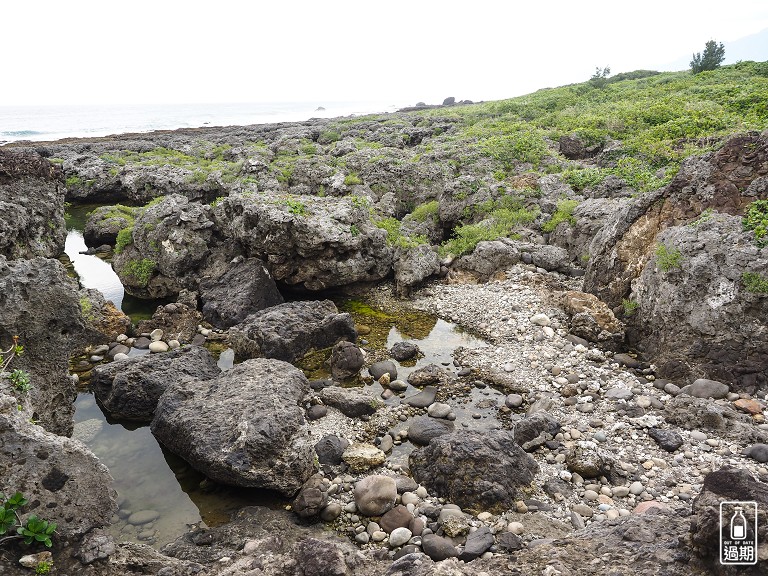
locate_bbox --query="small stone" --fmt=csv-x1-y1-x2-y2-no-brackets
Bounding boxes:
745,443,768,463
19,551,53,569
508,521,524,535
530,313,551,326
635,396,651,409
320,503,342,521
421,533,458,561
355,532,370,544
127,510,160,525
389,379,409,392
583,490,599,501
168,339,181,350
572,504,593,518
404,386,438,408
148,340,169,353
690,431,708,442
734,398,764,415
505,394,524,408
680,378,729,399
605,387,633,401
648,428,683,452
389,527,412,547
378,434,394,453
306,405,328,420
342,443,386,471
149,328,164,341
629,481,644,495
354,475,397,516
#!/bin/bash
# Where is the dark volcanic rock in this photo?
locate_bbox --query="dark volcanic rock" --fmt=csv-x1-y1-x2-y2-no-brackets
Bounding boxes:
648,428,684,452
214,193,394,290
291,474,329,518
0,257,83,436
409,429,539,513
135,295,203,343
0,149,66,260
459,525,494,561
407,364,448,387
421,533,458,561
369,360,397,381
230,300,356,363
0,391,116,541
199,257,284,328
151,358,315,496
512,412,561,451
407,415,454,445
390,341,419,361
329,340,365,380
691,468,768,573
91,346,220,421
315,435,349,465
319,386,381,418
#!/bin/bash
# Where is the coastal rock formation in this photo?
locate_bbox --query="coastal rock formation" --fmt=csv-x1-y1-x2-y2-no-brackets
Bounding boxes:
214,193,393,290
112,194,238,298
91,346,220,421
151,358,315,496
0,256,84,436
230,300,357,363
409,430,539,513
0,390,116,542
199,257,284,328
78,288,131,342
0,149,66,259
83,204,138,247
632,214,768,392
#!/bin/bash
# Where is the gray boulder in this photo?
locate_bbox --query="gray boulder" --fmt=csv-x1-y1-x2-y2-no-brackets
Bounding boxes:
83,204,138,247
151,358,315,496
691,468,768,572
680,378,730,399
407,415,454,445
0,257,84,436
291,474,329,518
214,193,394,290
369,360,397,381
354,475,397,516
409,429,539,513
199,257,284,328
329,341,364,380
393,244,440,297
230,300,357,363
319,386,382,418
0,391,116,541
632,214,768,392
91,346,220,421
0,149,66,260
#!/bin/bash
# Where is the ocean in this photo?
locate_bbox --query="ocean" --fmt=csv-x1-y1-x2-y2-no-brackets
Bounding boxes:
0,100,409,144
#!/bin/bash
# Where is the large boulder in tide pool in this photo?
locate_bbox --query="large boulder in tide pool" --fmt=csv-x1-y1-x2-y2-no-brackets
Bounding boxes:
91,346,220,421
409,429,539,513
230,300,357,363
151,358,315,496
199,257,284,328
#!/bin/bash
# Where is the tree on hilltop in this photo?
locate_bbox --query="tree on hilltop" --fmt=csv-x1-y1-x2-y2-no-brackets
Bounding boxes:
690,40,725,74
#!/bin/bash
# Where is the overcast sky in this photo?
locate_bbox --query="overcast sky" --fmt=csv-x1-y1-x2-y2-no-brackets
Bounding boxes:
4,0,768,107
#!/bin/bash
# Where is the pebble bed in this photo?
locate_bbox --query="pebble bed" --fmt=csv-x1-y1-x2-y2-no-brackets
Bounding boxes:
298,264,768,560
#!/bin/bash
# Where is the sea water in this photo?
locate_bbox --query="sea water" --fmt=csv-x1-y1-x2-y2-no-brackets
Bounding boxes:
0,100,407,144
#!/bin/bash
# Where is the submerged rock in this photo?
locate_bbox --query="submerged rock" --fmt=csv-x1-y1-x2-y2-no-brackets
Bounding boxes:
151,358,315,496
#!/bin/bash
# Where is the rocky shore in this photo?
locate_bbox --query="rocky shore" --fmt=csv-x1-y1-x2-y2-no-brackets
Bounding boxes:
2,66,768,575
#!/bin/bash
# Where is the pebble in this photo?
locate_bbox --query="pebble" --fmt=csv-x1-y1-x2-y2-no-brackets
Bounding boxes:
530,313,551,326
507,521,524,535
149,341,169,353
427,402,453,418
127,510,160,526
149,329,163,341
389,527,412,547
505,394,524,408
629,482,644,495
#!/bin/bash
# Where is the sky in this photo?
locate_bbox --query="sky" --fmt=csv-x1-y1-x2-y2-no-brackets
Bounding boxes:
3,0,768,107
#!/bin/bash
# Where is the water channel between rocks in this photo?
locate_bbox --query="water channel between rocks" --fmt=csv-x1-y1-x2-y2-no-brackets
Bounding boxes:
64,204,496,548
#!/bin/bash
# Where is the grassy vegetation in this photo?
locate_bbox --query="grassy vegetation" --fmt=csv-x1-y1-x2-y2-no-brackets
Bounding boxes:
743,199,768,247
440,206,539,257
344,172,363,186
123,258,156,287
542,199,578,232
655,243,683,272
114,228,133,254
418,61,768,192
742,272,768,294
410,200,439,222
375,217,428,249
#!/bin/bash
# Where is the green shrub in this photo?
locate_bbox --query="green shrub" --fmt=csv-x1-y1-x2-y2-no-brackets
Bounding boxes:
344,173,363,186
564,168,604,191
655,243,683,272
742,272,768,294
743,199,768,247
375,218,427,249
8,369,31,392
542,199,578,232
410,200,439,222
622,298,639,316
114,227,133,254
64,175,82,188
123,259,156,287
0,491,56,548
691,40,725,74
440,206,538,257
285,198,306,216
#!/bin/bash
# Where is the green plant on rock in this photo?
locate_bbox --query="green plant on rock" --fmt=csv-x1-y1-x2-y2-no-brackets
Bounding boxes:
655,243,683,272
375,218,427,249
114,227,133,254
36,560,53,574
64,175,82,188
1,335,24,373
542,199,578,233
622,298,639,316
0,492,57,548
285,198,307,216
743,200,768,247
410,200,439,223
742,272,768,294
9,370,31,392
344,172,362,186
123,258,157,287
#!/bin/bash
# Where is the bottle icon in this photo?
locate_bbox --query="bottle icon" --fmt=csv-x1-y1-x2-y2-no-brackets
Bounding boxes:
731,506,747,540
